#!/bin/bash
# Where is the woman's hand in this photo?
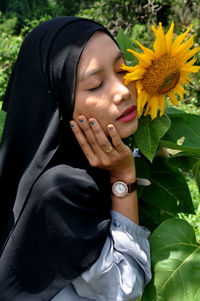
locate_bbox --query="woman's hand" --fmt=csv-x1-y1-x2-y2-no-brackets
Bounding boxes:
70,115,136,183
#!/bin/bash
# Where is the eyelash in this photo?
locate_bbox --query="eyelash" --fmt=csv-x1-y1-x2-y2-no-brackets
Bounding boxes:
89,81,104,92
117,70,126,76
88,71,126,92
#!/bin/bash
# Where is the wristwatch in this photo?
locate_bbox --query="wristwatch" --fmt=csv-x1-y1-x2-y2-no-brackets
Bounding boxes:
111,180,137,198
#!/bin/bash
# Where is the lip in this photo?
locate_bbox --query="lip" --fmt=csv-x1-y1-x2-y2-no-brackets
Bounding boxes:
116,105,137,123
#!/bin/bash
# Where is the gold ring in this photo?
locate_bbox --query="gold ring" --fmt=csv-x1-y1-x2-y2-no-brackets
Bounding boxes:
105,146,114,153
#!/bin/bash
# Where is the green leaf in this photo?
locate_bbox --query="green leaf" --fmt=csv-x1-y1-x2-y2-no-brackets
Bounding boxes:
169,152,200,171
139,199,175,233
135,156,150,198
141,157,194,214
134,115,171,162
0,109,6,142
169,152,200,196
116,29,137,65
142,218,200,301
160,108,200,156
165,107,185,115
193,161,200,193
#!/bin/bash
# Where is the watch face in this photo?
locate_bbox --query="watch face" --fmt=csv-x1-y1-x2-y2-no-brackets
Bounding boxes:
112,181,128,198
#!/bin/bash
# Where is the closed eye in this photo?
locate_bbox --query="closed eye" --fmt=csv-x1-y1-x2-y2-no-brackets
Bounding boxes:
88,81,104,92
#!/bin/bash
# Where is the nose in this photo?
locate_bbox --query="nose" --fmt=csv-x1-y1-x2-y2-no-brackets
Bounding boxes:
112,77,131,104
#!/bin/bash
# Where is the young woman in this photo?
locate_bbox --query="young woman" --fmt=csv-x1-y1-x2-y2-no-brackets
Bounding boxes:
0,16,151,300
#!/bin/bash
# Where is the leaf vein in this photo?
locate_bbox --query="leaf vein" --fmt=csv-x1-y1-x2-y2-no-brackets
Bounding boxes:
156,247,200,298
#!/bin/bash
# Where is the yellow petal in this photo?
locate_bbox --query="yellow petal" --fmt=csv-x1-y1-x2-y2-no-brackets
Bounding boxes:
158,22,166,53
144,96,159,120
136,82,148,118
182,65,200,73
182,57,197,68
123,78,131,85
136,80,143,93
140,91,149,117
153,23,166,59
181,58,200,73
144,98,151,116
171,24,193,51
181,46,200,63
121,64,147,77
123,64,146,75
165,21,174,53
168,91,179,105
175,84,186,101
127,49,152,68
159,95,166,116
123,69,144,82
124,73,144,84
135,40,155,60
151,25,158,38
150,96,160,119
179,73,191,85
120,64,137,72
136,86,144,117
171,35,195,57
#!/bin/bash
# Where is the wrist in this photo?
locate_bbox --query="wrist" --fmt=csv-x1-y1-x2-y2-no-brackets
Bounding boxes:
111,191,139,224
110,172,136,184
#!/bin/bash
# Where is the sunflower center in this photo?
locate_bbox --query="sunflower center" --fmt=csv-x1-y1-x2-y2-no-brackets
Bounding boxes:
142,55,180,95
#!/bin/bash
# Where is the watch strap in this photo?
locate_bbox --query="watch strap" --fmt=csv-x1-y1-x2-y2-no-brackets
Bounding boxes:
127,181,137,193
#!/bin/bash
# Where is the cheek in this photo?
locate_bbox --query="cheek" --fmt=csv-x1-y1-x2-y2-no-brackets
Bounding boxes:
74,92,114,133
81,94,109,117
73,92,90,118
127,82,137,99
73,94,104,121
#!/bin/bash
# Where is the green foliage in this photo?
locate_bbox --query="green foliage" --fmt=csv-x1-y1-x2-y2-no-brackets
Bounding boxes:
0,0,92,27
142,157,194,214
0,104,6,143
160,108,200,156
0,11,18,34
136,155,195,233
77,0,172,36
0,31,22,102
169,152,200,191
134,157,150,198
142,218,200,301
178,176,200,242
134,115,171,162
1,0,52,18
20,15,51,37
116,29,138,65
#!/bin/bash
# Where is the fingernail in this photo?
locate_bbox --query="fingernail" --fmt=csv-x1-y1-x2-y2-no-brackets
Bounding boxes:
70,121,76,128
108,124,114,131
78,116,85,123
89,119,95,126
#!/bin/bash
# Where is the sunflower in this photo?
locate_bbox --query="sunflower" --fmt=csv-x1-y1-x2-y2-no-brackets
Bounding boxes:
121,22,200,119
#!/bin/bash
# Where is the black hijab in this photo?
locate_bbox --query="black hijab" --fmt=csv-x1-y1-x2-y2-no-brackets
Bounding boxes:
0,16,116,300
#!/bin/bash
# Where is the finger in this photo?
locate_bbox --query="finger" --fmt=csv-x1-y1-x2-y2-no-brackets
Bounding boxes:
89,118,115,154
70,121,95,161
77,115,105,155
107,124,126,153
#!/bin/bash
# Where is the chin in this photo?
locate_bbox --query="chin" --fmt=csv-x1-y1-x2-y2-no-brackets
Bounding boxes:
119,120,138,139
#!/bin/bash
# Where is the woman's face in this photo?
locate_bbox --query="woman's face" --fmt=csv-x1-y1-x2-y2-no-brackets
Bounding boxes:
73,31,138,139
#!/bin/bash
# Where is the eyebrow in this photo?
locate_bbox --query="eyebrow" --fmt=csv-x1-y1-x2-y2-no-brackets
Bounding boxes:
80,51,124,81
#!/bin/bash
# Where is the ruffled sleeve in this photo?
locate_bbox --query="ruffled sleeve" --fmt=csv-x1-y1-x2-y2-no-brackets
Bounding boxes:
69,210,152,301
